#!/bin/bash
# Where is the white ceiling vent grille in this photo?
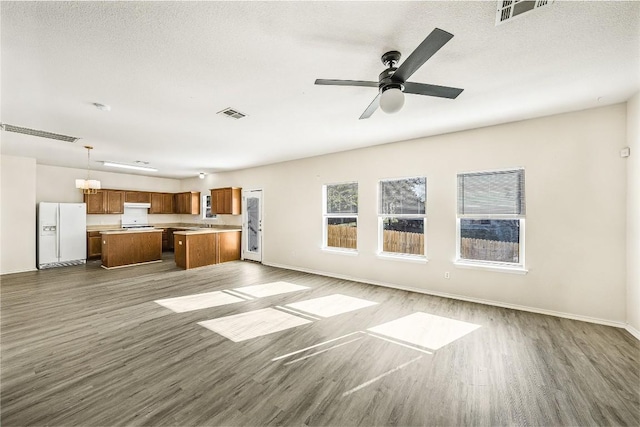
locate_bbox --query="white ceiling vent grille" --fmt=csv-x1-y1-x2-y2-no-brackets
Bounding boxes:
217,108,247,120
0,123,79,142
496,0,554,25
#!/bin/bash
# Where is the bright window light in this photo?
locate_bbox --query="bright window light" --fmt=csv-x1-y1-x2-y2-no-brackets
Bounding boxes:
368,312,481,351
286,294,378,318
198,308,312,342
155,291,245,313
233,281,310,298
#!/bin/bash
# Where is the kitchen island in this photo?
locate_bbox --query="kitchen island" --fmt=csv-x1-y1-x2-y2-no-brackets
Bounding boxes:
173,229,241,270
100,229,163,269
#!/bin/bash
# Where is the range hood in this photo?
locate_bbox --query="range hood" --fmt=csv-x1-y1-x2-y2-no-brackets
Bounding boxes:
123,202,151,209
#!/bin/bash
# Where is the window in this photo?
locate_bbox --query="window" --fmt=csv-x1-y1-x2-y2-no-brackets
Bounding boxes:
457,168,525,268
378,177,427,257
323,182,358,250
201,194,217,220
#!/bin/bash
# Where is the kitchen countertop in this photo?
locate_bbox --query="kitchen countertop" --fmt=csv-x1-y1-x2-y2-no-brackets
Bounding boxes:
87,223,242,232
99,228,163,235
172,229,241,235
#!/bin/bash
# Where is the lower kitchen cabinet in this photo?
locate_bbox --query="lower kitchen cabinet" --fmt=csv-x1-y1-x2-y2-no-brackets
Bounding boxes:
87,231,102,259
174,230,241,269
101,230,163,268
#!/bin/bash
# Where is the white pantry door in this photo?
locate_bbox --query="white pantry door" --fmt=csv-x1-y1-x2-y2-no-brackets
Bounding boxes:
242,189,263,262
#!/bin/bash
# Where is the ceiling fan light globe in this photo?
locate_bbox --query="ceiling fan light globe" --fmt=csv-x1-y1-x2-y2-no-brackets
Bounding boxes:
380,88,405,114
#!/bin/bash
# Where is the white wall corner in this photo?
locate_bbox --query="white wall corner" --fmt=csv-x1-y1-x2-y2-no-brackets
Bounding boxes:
626,91,640,334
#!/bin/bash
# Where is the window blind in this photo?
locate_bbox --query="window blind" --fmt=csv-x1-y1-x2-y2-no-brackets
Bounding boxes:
457,169,525,215
379,177,426,215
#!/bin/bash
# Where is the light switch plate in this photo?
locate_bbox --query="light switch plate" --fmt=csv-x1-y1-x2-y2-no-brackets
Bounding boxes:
620,147,630,158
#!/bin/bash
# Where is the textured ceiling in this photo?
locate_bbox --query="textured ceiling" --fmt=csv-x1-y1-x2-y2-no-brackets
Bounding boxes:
1,1,639,178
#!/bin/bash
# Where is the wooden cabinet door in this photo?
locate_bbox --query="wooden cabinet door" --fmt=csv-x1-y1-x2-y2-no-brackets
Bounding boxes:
106,190,125,214
174,193,187,214
210,189,221,214
178,192,200,215
218,231,241,262
150,193,163,214
210,188,240,214
85,190,106,214
163,193,174,213
87,232,102,258
221,188,232,214
125,191,151,203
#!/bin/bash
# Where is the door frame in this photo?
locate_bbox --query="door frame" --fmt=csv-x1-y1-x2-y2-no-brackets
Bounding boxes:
242,188,263,262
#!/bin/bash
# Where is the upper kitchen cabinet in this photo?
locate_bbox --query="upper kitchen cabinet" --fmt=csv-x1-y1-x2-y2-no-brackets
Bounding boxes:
84,190,125,214
150,192,175,214
125,191,151,204
210,187,242,215
174,192,201,215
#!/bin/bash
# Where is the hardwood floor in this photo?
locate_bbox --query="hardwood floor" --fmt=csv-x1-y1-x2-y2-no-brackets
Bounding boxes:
1,255,638,426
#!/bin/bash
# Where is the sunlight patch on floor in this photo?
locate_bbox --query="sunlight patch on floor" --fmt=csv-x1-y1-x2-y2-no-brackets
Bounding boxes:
233,281,310,298
367,312,481,351
198,308,312,342
286,294,378,318
342,355,423,397
154,291,246,313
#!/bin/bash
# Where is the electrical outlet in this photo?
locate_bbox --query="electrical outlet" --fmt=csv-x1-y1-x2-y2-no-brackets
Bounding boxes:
444,272,450,279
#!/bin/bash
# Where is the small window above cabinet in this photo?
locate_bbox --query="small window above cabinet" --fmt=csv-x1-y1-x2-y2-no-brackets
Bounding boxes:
210,187,242,215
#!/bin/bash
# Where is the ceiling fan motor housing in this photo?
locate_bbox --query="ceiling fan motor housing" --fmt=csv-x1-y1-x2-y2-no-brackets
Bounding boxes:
379,68,403,93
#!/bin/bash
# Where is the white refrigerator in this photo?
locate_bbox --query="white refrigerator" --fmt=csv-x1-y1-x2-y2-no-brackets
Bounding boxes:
38,202,87,269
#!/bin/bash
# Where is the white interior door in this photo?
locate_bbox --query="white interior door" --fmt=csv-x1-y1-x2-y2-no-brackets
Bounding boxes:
242,189,263,262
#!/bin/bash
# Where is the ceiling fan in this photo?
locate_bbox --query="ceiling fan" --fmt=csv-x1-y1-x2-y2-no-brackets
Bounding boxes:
315,28,464,119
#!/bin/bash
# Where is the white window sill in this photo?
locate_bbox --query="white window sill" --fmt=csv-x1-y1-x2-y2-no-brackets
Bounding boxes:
321,247,359,256
454,260,528,275
377,252,428,264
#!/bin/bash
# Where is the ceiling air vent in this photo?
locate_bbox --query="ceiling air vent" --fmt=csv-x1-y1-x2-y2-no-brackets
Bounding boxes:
217,108,247,120
496,0,554,25
0,123,79,143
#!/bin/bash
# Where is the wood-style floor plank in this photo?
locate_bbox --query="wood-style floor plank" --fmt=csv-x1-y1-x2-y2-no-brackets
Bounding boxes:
1,255,638,426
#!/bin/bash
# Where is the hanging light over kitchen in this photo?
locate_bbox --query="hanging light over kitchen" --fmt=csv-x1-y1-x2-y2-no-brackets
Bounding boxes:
75,145,101,194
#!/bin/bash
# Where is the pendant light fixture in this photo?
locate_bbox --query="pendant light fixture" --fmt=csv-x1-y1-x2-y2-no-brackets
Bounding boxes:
75,145,101,194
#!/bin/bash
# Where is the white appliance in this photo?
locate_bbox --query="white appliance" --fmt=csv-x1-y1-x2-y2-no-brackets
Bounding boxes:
121,202,151,228
37,202,87,269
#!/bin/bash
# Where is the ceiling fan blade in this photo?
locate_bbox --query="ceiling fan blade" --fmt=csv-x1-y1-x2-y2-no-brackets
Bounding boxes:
403,82,464,99
359,94,380,120
315,79,378,88
392,28,454,83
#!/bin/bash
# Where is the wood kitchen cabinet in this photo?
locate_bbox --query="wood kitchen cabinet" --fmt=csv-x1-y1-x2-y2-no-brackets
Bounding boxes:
84,190,125,214
174,192,201,215
87,231,102,259
150,192,174,214
210,187,241,215
125,191,151,203
174,230,241,269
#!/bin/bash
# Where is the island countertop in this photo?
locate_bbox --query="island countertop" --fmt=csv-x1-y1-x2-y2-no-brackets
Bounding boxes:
172,229,241,235
99,229,163,235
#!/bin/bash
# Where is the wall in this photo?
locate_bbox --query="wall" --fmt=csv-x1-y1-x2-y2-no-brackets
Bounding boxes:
207,104,628,325
627,92,640,337
1,155,37,274
37,164,183,226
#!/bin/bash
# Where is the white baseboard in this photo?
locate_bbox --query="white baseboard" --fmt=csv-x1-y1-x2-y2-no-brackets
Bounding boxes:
626,324,640,340
264,261,627,330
